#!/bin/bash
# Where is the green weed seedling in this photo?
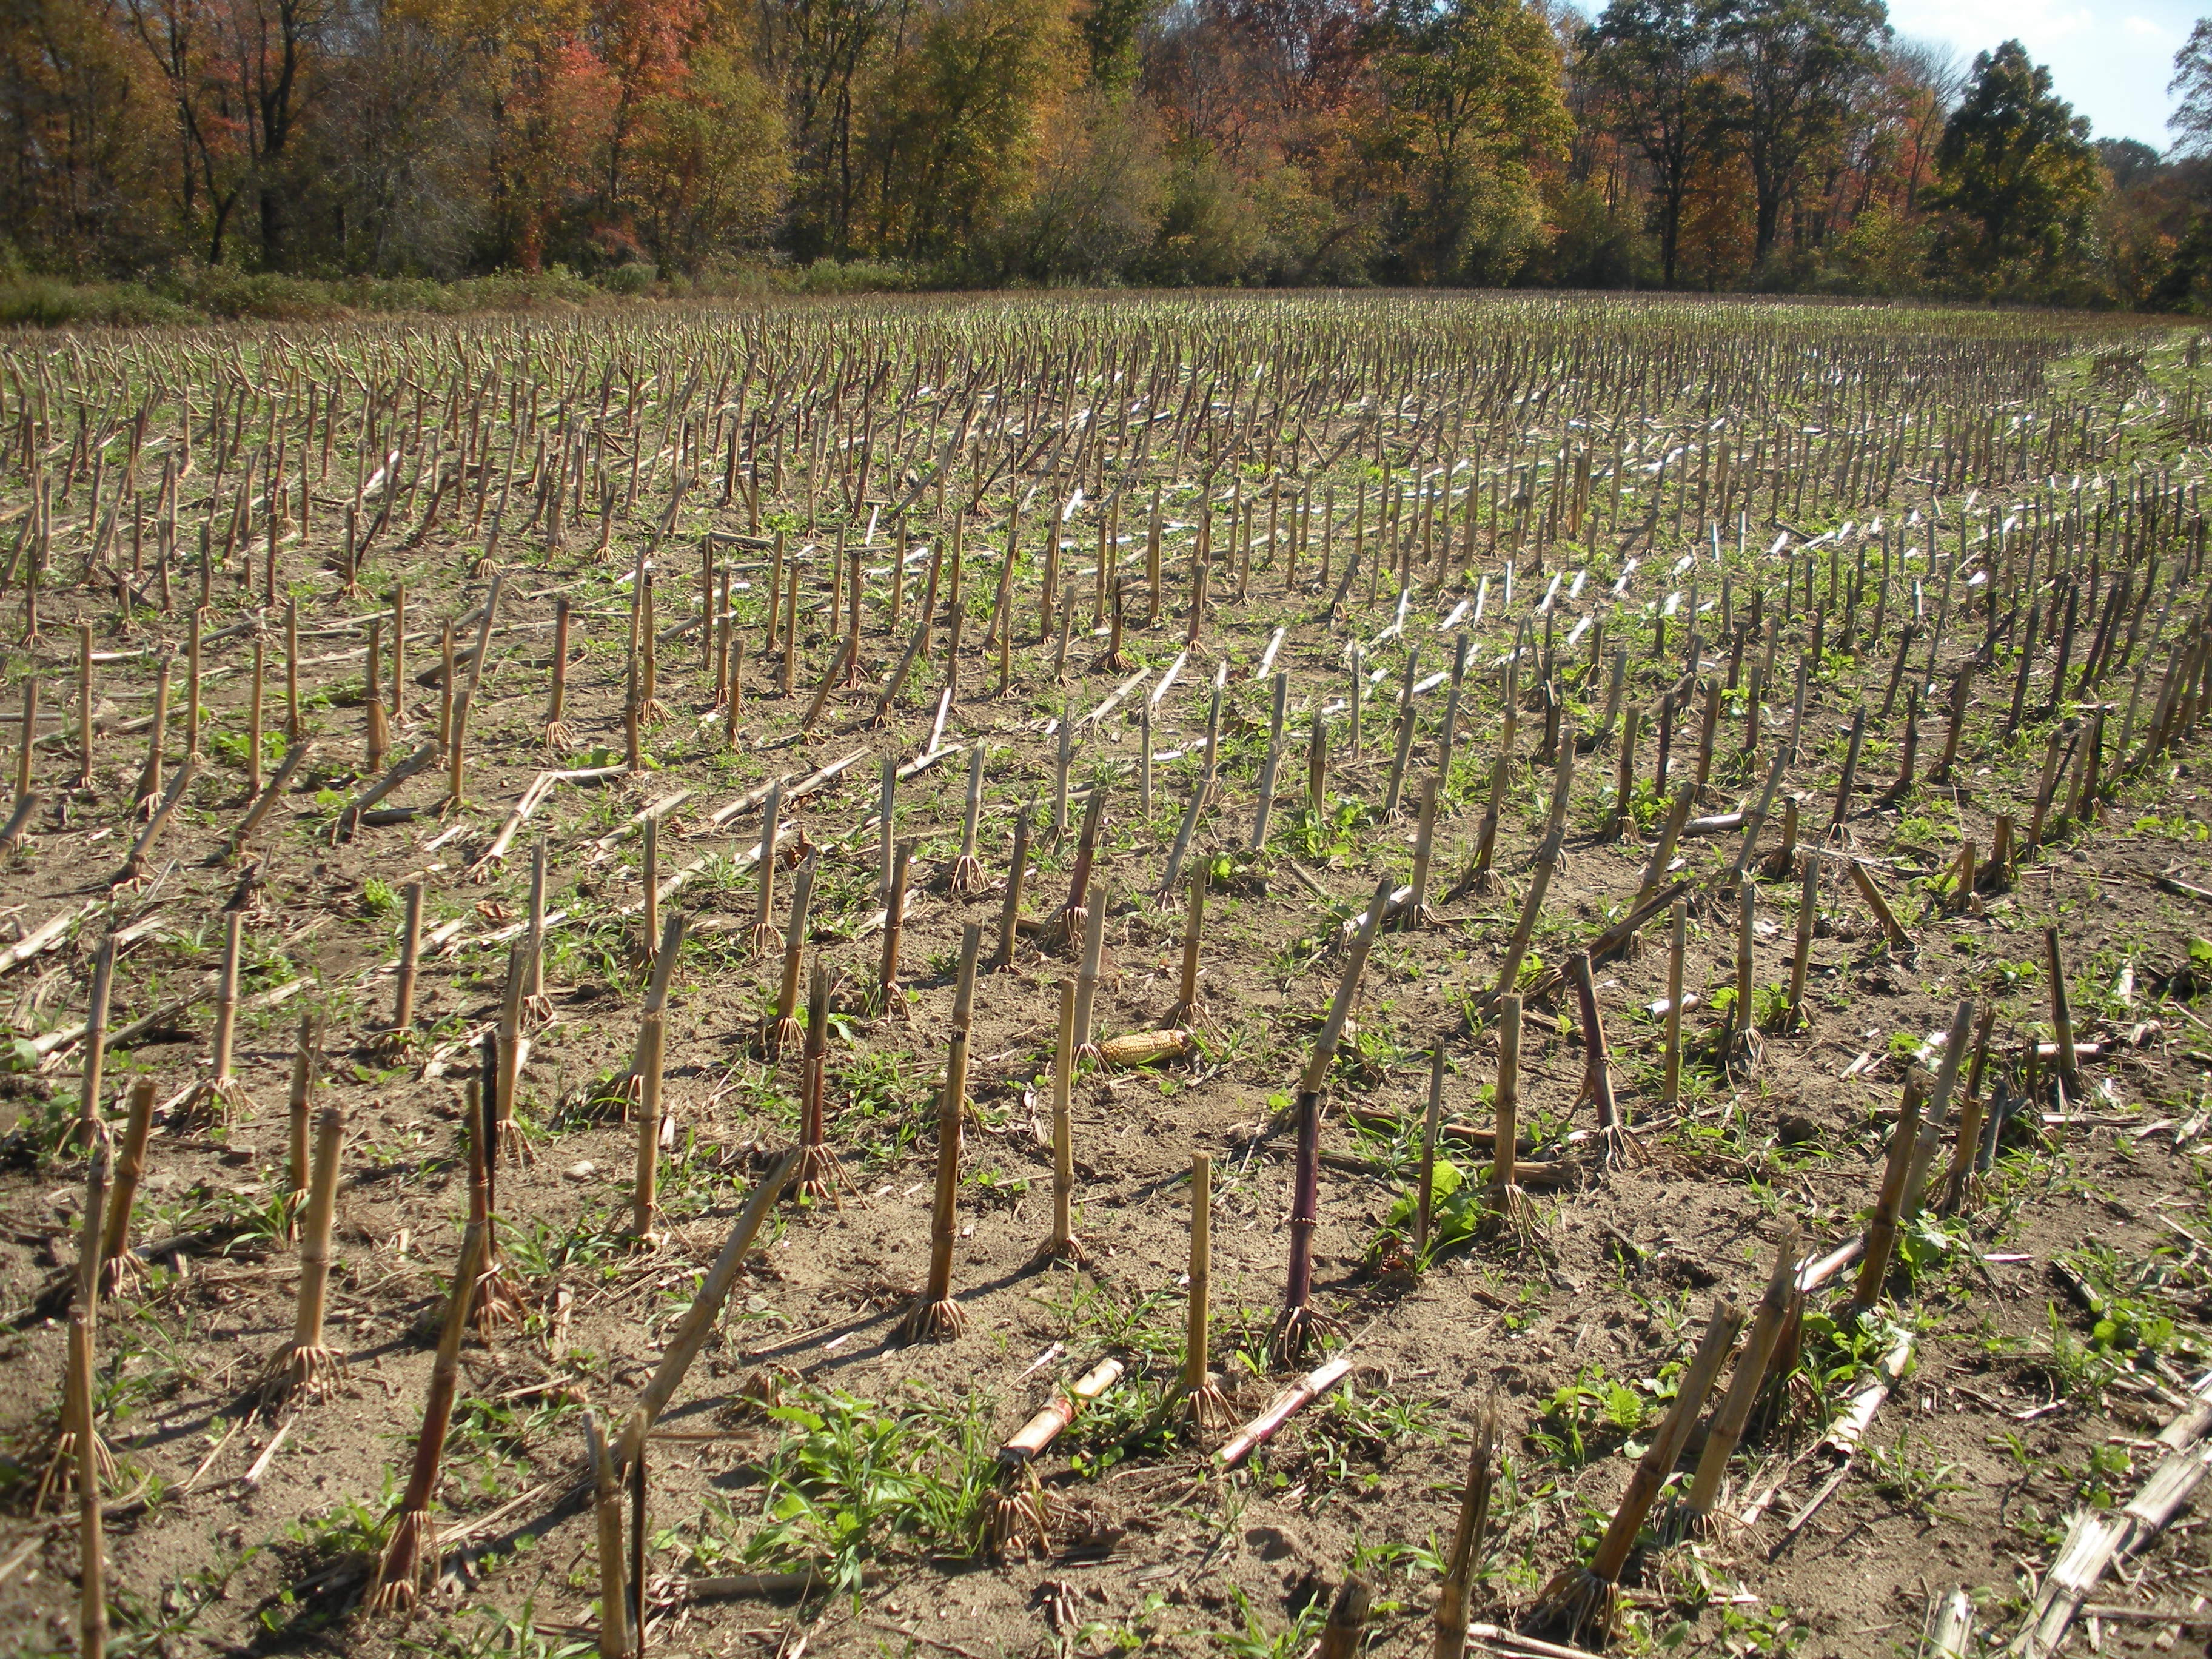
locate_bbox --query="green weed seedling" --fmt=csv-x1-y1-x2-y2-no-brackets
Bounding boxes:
1866,1427,1965,1519
1530,1364,1651,1469
699,1383,993,1598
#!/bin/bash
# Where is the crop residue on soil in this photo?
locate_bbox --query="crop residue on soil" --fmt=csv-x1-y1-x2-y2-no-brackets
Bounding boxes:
2,294,2212,1659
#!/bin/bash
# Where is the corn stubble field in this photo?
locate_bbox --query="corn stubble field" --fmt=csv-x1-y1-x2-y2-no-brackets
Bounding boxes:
6,292,2212,1659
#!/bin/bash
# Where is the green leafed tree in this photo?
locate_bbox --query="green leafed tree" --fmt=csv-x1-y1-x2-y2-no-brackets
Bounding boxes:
1076,0,1156,94
629,45,792,273
865,0,1074,263
1929,38,2102,290
1375,0,1573,285
1581,0,1727,287
2154,22,2212,310
1710,0,1889,270
2171,18,2212,156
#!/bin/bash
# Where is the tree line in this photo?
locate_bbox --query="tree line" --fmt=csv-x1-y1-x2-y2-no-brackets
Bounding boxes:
4,0,2211,308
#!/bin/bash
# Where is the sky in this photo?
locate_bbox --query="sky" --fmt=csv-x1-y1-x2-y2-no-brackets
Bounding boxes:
1887,0,2196,150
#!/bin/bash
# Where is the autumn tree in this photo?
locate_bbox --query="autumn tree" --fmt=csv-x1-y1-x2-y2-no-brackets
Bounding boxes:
116,0,253,263
0,0,2199,300
0,0,175,270
1885,37,1960,212
161,0,343,267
